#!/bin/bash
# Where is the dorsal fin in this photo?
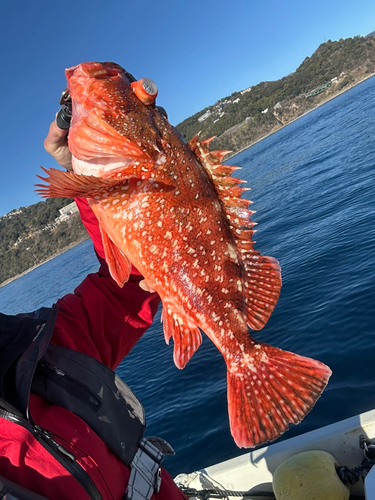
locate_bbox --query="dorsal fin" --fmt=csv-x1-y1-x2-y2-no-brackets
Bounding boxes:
189,134,282,330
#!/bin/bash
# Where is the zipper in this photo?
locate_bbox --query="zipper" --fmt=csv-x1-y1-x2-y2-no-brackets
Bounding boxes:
0,403,102,500
33,425,102,500
36,363,101,411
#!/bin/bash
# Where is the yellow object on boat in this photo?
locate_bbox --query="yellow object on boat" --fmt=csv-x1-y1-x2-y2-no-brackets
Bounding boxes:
272,450,350,500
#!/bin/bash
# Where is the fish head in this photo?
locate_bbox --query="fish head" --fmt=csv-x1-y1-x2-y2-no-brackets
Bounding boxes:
65,61,166,177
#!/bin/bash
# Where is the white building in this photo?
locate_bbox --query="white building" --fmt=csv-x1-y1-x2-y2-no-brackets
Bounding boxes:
59,202,79,217
55,201,79,224
198,110,212,122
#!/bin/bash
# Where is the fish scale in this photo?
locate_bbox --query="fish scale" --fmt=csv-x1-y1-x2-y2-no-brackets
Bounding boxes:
36,61,332,449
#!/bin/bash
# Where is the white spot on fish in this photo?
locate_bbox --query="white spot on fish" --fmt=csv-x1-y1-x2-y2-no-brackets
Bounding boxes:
227,243,238,261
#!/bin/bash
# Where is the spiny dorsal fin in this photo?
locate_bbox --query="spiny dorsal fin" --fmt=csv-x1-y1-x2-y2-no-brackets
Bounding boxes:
189,135,282,330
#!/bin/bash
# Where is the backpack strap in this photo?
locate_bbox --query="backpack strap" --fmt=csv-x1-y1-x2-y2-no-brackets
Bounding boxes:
125,437,175,500
0,475,50,499
32,344,146,465
0,397,102,500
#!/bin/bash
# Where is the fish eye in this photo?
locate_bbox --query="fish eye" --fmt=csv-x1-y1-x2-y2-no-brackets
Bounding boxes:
131,78,158,105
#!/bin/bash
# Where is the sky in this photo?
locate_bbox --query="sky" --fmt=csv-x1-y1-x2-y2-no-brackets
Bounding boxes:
1,0,374,216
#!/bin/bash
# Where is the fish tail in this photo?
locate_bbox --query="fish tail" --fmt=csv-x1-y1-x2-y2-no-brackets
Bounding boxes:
226,342,331,448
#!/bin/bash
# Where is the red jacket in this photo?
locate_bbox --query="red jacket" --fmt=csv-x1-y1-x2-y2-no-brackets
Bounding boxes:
0,198,187,500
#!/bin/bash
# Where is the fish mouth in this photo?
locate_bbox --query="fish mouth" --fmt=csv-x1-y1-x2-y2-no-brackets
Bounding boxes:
66,61,127,80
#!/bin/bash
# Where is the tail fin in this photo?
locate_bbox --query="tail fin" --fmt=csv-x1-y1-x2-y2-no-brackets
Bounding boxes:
226,343,332,448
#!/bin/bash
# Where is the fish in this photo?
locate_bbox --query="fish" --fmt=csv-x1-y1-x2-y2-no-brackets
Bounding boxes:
36,61,332,448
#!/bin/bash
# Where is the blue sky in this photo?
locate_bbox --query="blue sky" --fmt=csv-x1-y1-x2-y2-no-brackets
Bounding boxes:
1,0,374,216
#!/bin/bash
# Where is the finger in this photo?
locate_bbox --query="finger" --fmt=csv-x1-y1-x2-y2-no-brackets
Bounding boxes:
44,120,73,171
44,120,68,154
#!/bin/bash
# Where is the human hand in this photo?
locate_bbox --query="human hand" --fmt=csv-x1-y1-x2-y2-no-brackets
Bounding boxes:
44,103,168,172
44,119,72,171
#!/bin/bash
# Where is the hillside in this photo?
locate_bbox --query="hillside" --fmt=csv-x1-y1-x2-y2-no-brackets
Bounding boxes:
2,34,374,285
0,198,88,285
176,35,375,153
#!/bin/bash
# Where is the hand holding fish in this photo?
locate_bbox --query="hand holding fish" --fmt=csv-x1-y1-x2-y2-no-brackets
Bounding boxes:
44,119,72,171
37,62,332,448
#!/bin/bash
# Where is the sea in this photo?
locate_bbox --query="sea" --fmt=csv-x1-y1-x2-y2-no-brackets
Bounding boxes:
1,76,374,478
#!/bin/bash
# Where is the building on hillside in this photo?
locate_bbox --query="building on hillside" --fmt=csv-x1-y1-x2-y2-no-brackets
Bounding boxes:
304,81,332,98
198,110,212,122
56,201,79,223
59,202,78,217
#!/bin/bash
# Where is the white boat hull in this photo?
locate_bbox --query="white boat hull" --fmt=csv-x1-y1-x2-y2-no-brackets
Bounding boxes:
176,408,375,498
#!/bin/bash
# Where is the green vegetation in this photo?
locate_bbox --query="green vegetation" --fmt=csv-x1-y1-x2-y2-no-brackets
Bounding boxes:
2,34,375,284
176,36,375,152
0,198,88,285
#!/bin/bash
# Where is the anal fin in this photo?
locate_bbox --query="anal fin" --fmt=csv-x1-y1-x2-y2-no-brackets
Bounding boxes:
161,306,202,369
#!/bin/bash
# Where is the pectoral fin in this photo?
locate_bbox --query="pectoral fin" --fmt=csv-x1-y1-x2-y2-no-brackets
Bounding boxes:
35,167,132,199
35,167,173,200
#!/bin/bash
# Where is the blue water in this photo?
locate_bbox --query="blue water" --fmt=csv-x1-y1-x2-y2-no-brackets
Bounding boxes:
1,77,375,477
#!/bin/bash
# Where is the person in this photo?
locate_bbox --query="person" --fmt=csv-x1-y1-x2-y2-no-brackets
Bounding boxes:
0,119,188,500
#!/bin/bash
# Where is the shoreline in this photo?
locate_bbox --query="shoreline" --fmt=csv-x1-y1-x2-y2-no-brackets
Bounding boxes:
226,71,375,159
0,237,90,289
2,72,374,289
